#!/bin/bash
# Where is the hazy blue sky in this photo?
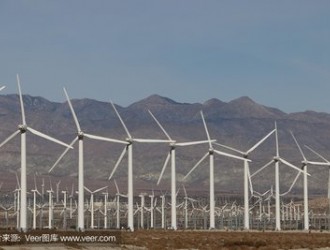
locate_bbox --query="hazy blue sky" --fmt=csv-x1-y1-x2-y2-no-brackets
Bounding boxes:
0,1,329,113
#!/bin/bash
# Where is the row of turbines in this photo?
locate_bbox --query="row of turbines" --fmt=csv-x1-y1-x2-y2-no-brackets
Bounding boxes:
1,75,330,232
1,175,329,231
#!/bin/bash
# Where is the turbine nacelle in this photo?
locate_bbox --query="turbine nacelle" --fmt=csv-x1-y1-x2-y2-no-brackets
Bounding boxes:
78,131,84,139
273,156,280,162
18,124,27,133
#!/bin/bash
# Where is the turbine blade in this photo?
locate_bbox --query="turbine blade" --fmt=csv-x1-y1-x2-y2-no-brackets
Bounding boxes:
84,186,92,194
34,174,37,190
114,180,119,193
176,140,216,147
250,159,274,178
200,111,212,149
0,86,6,92
183,152,209,180
93,186,108,194
213,142,244,155
275,122,279,157
109,146,127,180
15,172,20,189
279,157,311,176
28,127,74,149
133,138,171,143
157,152,171,185
182,184,187,197
247,129,276,154
213,149,250,161
280,172,301,196
148,110,172,141
306,161,330,166
84,133,128,145
49,137,78,173
16,74,26,125
110,101,131,138
290,131,307,161
305,145,330,163
63,88,81,132
0,130,20,148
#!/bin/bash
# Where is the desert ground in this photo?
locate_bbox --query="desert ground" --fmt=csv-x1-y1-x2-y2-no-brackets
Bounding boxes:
0,230,330,249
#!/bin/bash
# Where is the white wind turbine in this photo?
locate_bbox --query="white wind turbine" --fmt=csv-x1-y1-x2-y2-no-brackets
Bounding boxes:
48,88,128,231
250,122,309,231
101,189,109,229
108,102,171,232
148,110,213,230
31,174,41,230
157,192,166,229
290,132,329,231
0,75,72,231
182,185,197,229
183,111,250,229
138,193,147,229
61,189,68,229
147,191,157,229
304,145,330,218
114,179,127,229
84,185,107,229
213,128,276,230
13,173,21,229
47,178,54,229
56,180,61,203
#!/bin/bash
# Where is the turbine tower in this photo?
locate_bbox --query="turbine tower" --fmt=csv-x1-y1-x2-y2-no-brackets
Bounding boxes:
214,128,275,230
183,111,249,229
148,110,212,230
0,75,72,231
49,88,128,231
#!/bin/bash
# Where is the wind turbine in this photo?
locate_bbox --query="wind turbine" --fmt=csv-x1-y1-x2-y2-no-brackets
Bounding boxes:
101,189,109,229
61,189,68,229
147,191,157,229
47,178,54,229
304,145,330,225
148,110,213,230
13,172,21,229
290,132,330,231
108,102,171,232
48,88,128,231
138,193,147,229
0,75,73,231
31,174,41,230
182,185,197,229
84,185,107,229
56,180,61,203
114,179,127,229
250,122,309,231
183,111,250,229
213,128,276,230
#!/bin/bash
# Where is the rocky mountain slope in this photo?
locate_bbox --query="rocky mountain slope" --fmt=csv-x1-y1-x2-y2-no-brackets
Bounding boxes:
0,94,330,196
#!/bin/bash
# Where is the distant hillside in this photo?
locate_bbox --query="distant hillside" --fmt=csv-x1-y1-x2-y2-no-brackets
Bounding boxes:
0,93,330,197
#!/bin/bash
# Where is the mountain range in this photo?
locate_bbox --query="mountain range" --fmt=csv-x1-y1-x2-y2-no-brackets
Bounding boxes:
0,93,330,197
